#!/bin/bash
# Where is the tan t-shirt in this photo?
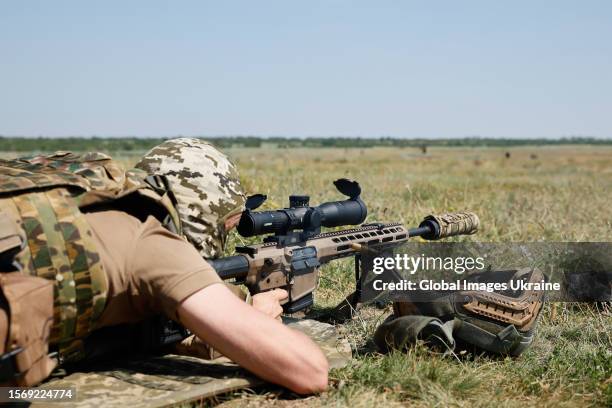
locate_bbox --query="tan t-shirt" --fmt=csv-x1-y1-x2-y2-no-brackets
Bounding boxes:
84,210,222,327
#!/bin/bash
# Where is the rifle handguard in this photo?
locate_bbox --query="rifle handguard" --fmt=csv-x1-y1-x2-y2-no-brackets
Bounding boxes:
419,212,480,240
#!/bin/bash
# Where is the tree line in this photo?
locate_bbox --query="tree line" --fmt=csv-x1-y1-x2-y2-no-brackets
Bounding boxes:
0,136,609,152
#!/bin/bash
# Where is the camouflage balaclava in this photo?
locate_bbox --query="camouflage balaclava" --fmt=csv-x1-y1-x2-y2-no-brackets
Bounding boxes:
135,138,246,258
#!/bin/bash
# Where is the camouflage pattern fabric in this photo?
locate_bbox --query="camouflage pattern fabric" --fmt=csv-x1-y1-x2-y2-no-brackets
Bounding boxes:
0,152,179,362
0,189,107,362
0,151,180,227
134,138,246,259
33,319,352,408
423,212,480,239
1,151,134,201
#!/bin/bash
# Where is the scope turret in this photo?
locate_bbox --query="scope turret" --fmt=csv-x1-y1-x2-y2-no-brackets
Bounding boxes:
236,179,367,239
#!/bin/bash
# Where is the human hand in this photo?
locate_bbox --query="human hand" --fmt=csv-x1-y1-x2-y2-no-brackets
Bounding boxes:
178,284,328,394
252,289,288,320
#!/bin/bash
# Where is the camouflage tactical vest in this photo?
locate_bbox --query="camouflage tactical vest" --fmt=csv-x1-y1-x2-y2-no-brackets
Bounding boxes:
0,152,181,362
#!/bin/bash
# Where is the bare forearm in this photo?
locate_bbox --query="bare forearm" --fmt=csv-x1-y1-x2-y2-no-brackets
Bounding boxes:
177,284,328,394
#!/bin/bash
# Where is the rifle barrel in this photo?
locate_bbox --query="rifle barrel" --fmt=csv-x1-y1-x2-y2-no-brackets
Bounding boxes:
208,255,249,280
407,225,433,238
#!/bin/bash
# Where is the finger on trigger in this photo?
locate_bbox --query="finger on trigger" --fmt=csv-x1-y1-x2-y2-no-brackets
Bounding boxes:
273,289,289,300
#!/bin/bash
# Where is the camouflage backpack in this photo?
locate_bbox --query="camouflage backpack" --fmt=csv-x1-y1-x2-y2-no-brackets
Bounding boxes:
0,151,181,362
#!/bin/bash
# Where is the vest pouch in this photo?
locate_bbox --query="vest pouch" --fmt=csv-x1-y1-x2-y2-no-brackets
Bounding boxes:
0,210,25,272
0,273,56,386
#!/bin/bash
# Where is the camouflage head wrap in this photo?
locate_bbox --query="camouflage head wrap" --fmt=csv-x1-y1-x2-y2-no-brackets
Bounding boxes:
135,138,245,258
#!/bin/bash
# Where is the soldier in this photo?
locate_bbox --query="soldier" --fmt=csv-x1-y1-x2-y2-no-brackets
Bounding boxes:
0,138,328,394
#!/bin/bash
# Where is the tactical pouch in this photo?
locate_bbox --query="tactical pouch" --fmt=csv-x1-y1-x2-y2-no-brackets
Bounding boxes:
0,272,56,386
375,268,546,357
0,210,25,272
373,315,455,353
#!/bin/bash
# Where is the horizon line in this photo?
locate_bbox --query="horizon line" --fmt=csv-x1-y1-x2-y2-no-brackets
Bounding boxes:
1,135,610,141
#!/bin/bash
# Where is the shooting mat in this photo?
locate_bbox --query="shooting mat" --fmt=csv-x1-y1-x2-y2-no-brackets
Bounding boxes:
32,319,351,408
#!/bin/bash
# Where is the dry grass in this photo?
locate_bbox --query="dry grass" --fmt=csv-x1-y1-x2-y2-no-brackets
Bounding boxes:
218,145,612,407
8,145,610,407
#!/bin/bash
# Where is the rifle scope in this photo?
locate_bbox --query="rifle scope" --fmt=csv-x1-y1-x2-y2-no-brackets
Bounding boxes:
237,179,367,238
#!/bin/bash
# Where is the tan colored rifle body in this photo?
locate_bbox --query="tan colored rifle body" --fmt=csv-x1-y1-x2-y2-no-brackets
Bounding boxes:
239,223,409,305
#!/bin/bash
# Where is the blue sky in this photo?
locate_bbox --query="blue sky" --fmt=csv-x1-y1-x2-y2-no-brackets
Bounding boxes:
1,1,610,138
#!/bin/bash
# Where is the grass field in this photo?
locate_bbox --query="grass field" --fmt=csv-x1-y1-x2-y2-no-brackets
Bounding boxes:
5,145,611,407
218,145,611,407
145,145,610,407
